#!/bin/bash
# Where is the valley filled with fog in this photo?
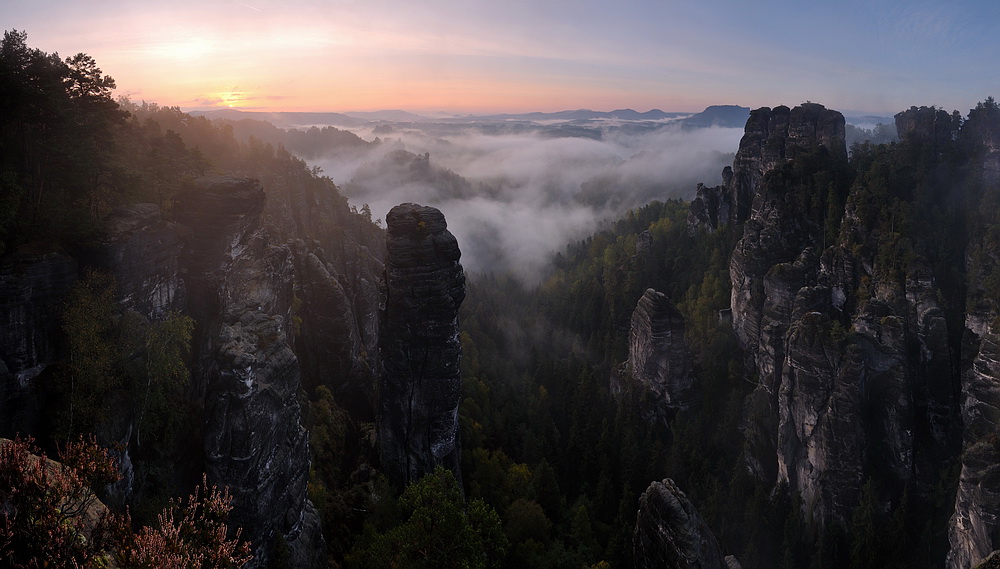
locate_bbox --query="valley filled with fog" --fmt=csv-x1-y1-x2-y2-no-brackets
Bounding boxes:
309,116,744,282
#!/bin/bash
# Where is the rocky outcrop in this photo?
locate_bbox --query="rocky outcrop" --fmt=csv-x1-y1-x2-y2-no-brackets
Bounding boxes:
82,203,189,504
973,550,1000,569
689,103,846,232
894,106,959,155
378,203,466,487
777,313,866,524
723,107,856,496
948,311,1000,568
708,103,963,528
87,203,185,318
0,172,385,565
264,162,384,417
175,176,324,568
291,242,380,420
614,289,696,424
686,178,731,234
0,246,77,435
945,104,1000,569
633,478,727,569
948,434,1000,569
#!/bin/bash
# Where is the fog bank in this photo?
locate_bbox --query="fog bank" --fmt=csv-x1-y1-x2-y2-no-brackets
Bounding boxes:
313,122,742,284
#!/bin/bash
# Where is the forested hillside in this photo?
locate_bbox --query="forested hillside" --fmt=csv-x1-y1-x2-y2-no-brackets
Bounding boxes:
4,30,1000,569
0,30,385,567
450,100,1000,569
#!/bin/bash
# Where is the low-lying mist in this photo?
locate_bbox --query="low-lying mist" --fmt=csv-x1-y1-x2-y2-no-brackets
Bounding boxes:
312,122,743,284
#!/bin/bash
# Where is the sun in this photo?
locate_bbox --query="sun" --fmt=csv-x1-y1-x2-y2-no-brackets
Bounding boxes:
216,90,247,109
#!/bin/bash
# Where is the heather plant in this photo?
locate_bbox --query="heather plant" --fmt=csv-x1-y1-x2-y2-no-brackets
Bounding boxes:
0,436,251,568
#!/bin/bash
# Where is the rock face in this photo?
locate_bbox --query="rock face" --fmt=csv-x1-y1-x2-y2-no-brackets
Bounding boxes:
291,243,381,420
688,103,846,231
174,176,324,568
944,102,1000,568
633,478,727,569
0,246,77,435
949,306,1000,568
0,171,384,565
614,288,696,424
893,106,958,156
776,314,866,523
712,103,961,527
263,167,384,418
87,203,185,318
378,203,466,487
686,179,731,235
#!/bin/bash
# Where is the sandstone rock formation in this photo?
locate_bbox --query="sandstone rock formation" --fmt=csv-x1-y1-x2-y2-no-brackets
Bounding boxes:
614,288,696,424
776,313,866,523
712,104,960,526
268,169,384,419
949,297,1000,569
944,98,1000,568
88,203,186,318
688,103,846,232
175,176,324,568
291,242,380,419
0,247,77,434
633,478,727,569
378,203,466,487
973,550,1000,569
0,167,382,566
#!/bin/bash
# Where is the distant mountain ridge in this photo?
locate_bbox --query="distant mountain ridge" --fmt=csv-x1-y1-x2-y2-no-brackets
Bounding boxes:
677,105,751,128
190,106,754,128
470,108,687,121
190,109,369,127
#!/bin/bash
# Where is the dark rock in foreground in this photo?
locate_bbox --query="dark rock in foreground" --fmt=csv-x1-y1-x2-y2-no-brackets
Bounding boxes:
175,176,324,568
633,478,729,569
613,288,696,425
0,246,77,435
378,203,466,487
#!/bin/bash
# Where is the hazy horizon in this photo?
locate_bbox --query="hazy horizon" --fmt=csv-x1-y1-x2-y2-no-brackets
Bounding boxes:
6,1,999,117
185,105,895,118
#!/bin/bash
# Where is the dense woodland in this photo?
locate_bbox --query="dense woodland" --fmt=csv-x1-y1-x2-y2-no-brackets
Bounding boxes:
2,30,999,569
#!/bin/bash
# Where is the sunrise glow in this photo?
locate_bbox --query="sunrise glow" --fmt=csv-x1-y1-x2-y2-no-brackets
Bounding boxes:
5,0,1000,114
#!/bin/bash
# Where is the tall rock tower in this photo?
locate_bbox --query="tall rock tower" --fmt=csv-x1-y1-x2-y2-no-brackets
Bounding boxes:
174,176,324,568
378,203,466,486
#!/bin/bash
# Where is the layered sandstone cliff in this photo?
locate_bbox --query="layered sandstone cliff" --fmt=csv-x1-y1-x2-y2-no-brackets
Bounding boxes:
614,288,696,424
703,104,960,527
633,478,731,569
378,203,466,487
175,176,324,568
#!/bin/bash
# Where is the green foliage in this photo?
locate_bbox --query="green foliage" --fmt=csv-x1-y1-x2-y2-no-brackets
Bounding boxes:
457,198,751,568
133,311,194,449
845,122,898,148
58,270,122,439
0,30,128,244
503,498,551,545
350,466,507,569
0,171,23,255
305,385,372,563
55,271,198,526
849,480,879,569
57,270,194,449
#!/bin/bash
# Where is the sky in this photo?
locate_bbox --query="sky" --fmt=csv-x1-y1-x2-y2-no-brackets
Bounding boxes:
5,0,1000,115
